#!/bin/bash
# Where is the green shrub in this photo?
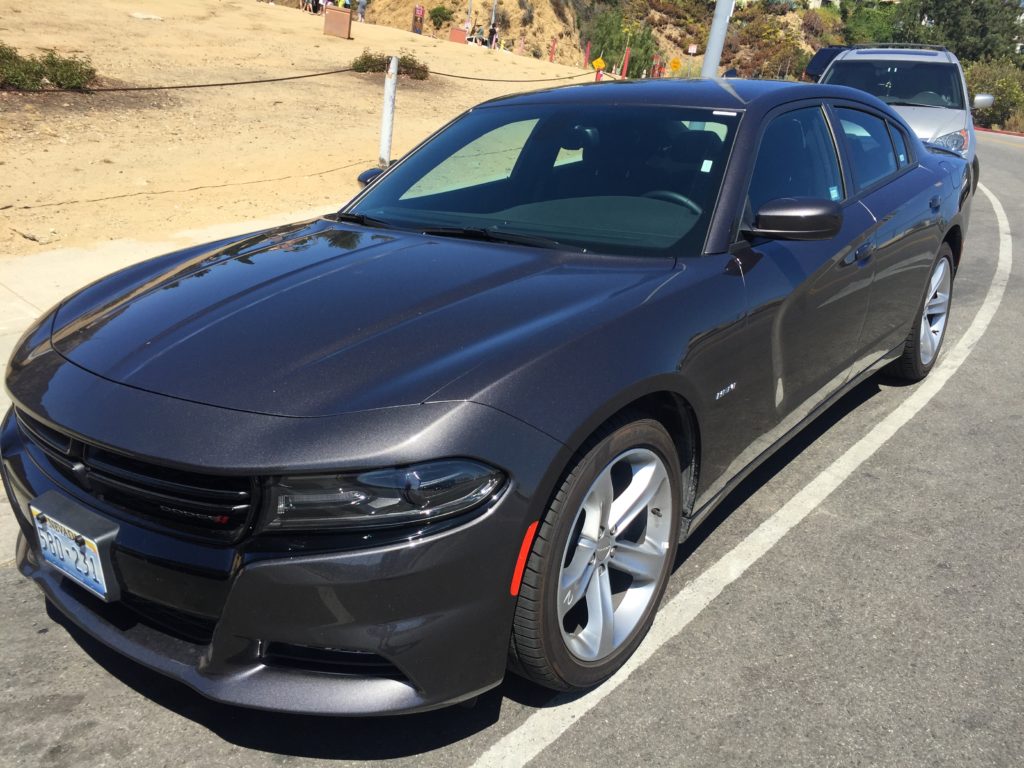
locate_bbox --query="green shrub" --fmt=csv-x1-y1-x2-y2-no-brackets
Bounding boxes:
427,5,453,30
398,50,429,80
965,58,1024,129
0,43,45,90
0,43,96,91
351,48,429,80
351,48,390,73
40,50,96,90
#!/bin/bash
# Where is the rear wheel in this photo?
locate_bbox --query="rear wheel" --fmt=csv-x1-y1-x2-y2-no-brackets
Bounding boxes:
889,243,954,382
510,417,682,690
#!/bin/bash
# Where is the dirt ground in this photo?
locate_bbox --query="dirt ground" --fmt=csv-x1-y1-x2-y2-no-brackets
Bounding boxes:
0,0,592,259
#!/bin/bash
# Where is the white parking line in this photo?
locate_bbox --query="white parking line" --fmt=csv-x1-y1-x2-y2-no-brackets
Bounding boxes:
473,184,1013,768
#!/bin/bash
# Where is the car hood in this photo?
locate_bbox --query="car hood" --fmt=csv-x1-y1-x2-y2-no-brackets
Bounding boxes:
51,219,671,417
891,105,967,143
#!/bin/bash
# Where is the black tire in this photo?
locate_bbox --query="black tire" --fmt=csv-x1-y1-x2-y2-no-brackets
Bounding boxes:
509,415,683,691
889,243,955,382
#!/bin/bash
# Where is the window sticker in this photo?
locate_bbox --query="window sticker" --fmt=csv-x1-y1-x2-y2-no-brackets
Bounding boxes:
829,186,840,201
701,159,713,173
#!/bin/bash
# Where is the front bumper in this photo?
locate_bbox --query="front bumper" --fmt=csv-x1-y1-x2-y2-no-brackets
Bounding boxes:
2,369,566,714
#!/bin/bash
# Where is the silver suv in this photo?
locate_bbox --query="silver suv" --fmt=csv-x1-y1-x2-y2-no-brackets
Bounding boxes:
820,45,994,191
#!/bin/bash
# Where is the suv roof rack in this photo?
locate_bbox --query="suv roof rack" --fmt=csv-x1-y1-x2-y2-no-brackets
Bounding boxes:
851,43,949,51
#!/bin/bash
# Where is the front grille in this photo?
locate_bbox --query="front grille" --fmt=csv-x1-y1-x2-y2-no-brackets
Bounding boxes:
16,410,259,542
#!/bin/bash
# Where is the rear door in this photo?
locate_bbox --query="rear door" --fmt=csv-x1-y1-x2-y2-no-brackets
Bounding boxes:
830,105,943,364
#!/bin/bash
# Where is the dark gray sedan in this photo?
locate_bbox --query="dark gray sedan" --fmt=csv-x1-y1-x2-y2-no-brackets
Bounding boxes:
1,79,971,715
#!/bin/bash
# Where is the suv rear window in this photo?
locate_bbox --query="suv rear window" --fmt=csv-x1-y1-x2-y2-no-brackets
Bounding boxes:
823,60,965,110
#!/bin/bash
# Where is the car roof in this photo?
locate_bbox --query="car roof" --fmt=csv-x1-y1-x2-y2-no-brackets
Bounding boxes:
476,78,888,114
832,46,960,65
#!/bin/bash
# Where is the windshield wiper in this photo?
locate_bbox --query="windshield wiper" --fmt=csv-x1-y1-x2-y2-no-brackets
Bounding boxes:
420,226,583,252
335,211,393,228
886,100,948,108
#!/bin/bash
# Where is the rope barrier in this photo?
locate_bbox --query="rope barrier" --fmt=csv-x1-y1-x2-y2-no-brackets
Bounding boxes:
81,67,356,92
14,160,374,210
431,69,593,83
10,63,594,94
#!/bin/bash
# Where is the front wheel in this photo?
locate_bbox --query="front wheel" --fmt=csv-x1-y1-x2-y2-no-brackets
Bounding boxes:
889,243,954,382
510,417,682,690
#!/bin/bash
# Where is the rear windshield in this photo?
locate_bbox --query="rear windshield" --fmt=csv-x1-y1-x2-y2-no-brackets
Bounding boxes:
822,60,965,109
349,103,740,257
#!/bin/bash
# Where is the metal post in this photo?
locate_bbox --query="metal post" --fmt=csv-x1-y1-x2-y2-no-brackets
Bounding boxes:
621,46,631,79
378,56,398,169
700,0,734,78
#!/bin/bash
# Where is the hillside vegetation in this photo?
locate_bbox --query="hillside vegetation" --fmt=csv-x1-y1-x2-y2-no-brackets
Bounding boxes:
365,0,1024,126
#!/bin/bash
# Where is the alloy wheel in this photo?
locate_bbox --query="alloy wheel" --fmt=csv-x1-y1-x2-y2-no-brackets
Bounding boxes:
557,448,674,662
919,256,952,366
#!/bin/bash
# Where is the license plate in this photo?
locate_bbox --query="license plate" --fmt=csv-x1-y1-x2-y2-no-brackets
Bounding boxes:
31,505,110,599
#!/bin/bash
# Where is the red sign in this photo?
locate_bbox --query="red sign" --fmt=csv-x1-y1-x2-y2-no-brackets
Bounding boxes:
414,4,425,16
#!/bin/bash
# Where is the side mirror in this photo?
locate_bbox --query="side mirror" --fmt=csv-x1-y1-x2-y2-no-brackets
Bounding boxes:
357,167,385,188
745,197,842,241
972,93,995,110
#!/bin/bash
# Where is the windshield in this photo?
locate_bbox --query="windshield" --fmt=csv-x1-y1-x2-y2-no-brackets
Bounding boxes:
347,102,740,257
822,60,965,109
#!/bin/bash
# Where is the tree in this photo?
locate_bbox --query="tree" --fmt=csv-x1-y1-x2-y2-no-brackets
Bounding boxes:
892,0,1023,61
584,9,660,75
428,5,454,30
844,1,898,44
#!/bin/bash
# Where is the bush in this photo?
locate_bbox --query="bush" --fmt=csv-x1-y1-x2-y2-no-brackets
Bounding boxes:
1003,109,1024,133
965,58,1024,129
427,5,453,30
40,50,96,90
0,43,96,91
351,48,390,73
398,50,429,80
801,7,843,48
351,48,429,80
518,0,534,27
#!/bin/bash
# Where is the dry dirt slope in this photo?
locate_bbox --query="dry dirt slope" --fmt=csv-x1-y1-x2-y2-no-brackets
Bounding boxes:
366,0,584,66
0,0,590,258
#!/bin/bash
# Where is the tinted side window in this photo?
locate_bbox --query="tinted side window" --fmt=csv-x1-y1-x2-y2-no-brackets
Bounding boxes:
889,123,910,168
748,106,843,215
837,108,898,190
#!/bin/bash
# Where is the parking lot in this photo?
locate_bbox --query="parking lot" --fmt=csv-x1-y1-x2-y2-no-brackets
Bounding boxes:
1,131,1022,768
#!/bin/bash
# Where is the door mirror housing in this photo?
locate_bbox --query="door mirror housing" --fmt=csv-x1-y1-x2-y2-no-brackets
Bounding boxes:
745,197,842,241
972,93,995,110
357,167,385,188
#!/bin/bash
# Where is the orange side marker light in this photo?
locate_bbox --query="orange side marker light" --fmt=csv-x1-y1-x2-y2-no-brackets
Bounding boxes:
509,521,539,596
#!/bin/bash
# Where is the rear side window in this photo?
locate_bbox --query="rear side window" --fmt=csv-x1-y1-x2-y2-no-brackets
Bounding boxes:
748,106,843,214
889,123,911,167
836,108,898,190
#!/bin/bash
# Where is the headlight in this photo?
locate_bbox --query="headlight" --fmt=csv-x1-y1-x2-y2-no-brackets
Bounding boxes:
263,459,505,532
932,129,969,156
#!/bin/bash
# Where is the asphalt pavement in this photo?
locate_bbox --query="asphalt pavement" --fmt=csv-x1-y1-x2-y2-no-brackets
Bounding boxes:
0,132,1022,768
